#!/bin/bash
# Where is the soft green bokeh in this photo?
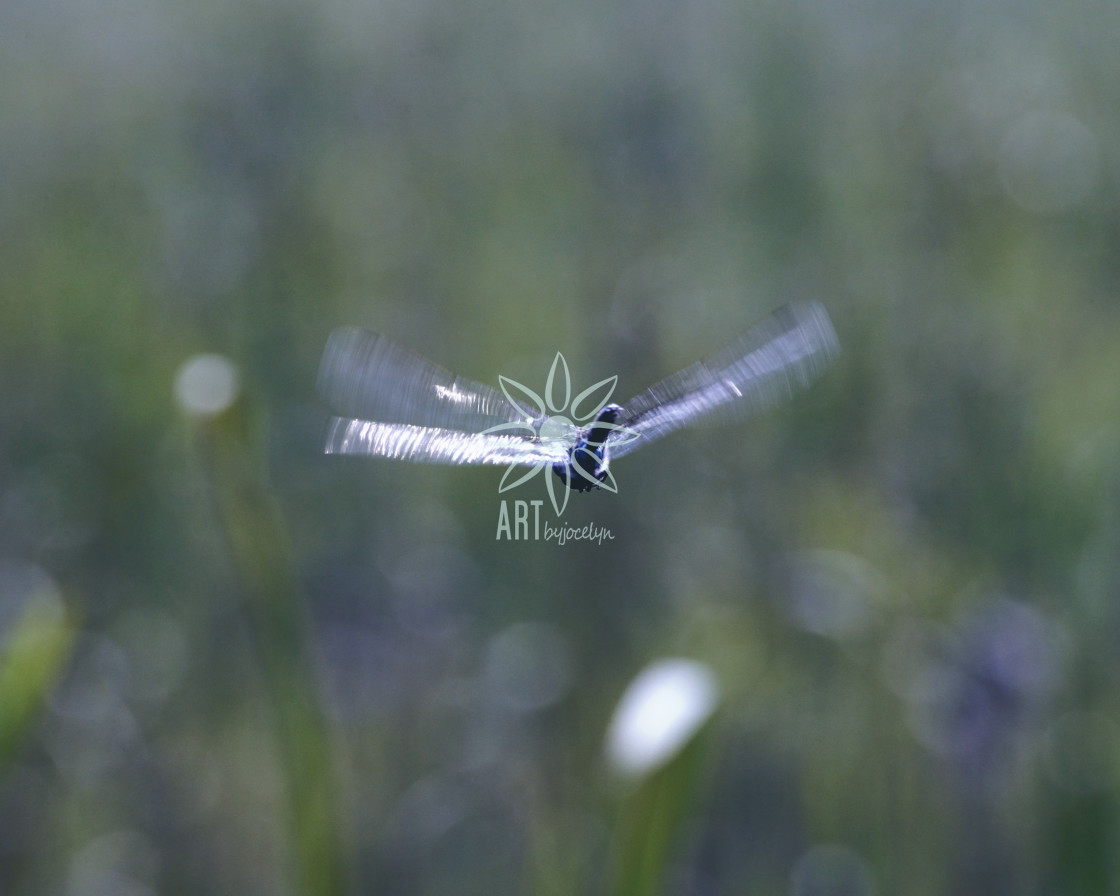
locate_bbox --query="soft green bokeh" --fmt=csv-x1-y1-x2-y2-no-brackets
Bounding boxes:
2,0,1118,892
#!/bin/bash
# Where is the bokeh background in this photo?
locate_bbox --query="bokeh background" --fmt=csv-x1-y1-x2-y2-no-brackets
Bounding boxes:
2,0,1119,893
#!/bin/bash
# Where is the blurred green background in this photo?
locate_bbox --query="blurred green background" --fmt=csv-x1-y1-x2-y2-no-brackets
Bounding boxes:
2,0,1119,892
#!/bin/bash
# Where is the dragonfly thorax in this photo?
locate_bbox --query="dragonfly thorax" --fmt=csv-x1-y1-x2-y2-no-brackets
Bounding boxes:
551,404,624,493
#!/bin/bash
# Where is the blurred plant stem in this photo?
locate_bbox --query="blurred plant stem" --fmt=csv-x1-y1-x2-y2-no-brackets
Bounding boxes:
193,392,350,896
0,587,75,773
607,726,713,896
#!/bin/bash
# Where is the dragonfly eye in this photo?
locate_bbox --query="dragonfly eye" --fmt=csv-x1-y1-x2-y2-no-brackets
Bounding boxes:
594,404,623,425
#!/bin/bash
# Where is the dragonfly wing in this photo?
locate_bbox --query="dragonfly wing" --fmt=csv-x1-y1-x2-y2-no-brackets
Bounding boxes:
325,418,570,466
318,328,531,431
609,302,838,459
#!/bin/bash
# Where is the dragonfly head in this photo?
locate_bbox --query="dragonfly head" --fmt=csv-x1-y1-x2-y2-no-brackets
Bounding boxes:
585,403,624,448
596,403,623,423
551,404,625,492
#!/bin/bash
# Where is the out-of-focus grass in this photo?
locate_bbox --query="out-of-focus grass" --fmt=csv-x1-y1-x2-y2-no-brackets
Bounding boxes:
1,0,1119,893
0,581,75,773
597,658,717,895
184,378,350,896
607,713,716,896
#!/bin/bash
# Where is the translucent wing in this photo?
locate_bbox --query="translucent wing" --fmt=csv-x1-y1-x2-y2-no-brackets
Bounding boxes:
608,302,839,459
318,328,561,465
318,327,531,430
324,418,569,465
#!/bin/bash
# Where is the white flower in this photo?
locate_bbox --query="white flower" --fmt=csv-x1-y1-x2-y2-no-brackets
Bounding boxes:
174,354,239,416
605,658,720,777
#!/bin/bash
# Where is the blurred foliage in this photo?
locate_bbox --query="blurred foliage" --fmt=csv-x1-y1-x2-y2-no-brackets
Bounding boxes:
2,0,1120,893
191,388,350,894
0,573,75,772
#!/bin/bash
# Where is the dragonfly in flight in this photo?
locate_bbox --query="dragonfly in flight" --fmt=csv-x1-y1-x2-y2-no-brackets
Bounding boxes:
318,302,838,512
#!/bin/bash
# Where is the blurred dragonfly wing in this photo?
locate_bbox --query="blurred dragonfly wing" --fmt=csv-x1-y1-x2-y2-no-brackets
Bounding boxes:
318,327,532,430
325,418,570,465
609,302,839,459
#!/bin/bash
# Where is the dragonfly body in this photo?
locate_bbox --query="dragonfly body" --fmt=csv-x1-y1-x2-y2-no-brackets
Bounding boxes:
318,302,839,503
552,404,624,492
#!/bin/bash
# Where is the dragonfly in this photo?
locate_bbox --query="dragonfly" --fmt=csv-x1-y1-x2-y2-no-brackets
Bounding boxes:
318,301,839,510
